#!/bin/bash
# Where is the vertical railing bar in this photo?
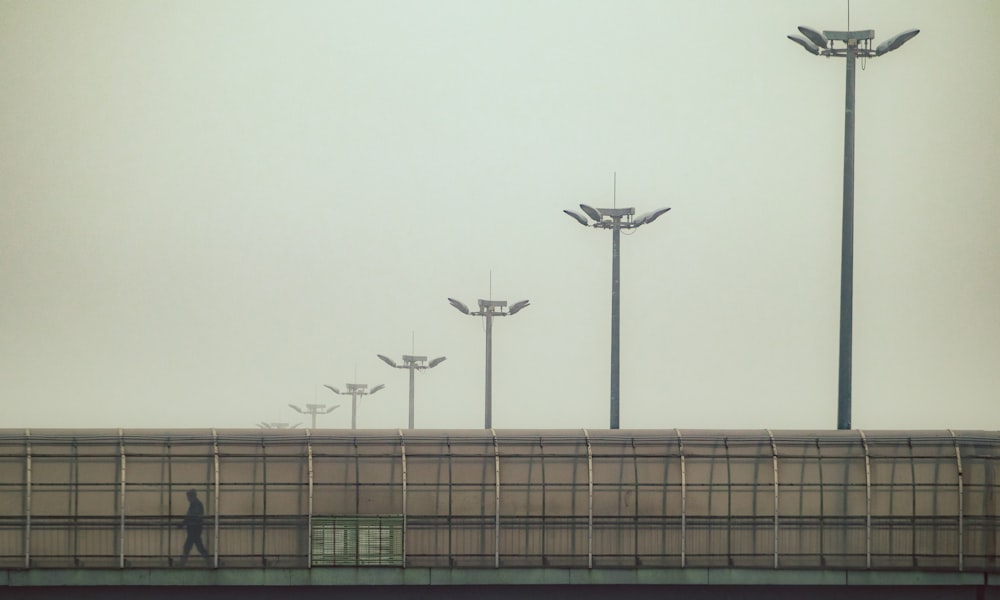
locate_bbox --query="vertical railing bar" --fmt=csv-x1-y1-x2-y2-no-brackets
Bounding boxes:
447,436,453,565
24,429,31,570
816,438,825,567
909,437,916,568
676,428,686,568
859,430,871,569
949,429,964,571
353,436,360,564
398,429,407,568
261,436,268,567
161,438,169,564
212,429,220,569
307,429,314,568
491,428,500,569
540,437,546,565
119,429,126,569
71,437,79,563
631,437,639,566
724,437,731,566
768,429,779,569
583,428,593,569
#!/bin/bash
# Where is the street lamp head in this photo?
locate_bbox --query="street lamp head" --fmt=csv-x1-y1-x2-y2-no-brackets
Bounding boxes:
370,384,385,395
428,356,447,368
323,384,341,395
797,26,829,49
787,34,821,55
377,354,398,368
636,207,671,226
448,297,471,315
288,404,303,413
508,299,530,315
563,209,590,226
323,404,340,414
579,204,603,222
876,28,920,56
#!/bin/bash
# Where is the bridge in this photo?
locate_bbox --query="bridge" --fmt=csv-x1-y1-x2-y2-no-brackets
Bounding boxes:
1,429,997,598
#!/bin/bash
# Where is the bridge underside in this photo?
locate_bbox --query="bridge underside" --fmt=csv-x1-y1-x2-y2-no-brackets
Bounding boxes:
3,568,999,600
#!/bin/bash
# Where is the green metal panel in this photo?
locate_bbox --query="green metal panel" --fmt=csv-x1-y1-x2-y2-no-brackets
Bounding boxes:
311,515,403,566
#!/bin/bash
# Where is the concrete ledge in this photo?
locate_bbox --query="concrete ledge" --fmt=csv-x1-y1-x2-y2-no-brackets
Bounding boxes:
2,567,995,588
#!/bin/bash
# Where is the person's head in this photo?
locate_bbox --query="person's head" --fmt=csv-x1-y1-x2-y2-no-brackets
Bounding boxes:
186,489,197,501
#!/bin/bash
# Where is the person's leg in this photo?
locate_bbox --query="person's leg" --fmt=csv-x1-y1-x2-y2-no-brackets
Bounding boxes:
180,532,195,565
195,535,210,559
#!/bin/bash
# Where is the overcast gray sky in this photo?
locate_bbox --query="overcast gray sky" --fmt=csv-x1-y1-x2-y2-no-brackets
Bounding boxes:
2,0,998,431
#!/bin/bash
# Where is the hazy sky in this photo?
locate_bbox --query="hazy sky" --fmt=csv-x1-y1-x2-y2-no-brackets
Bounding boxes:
2,1,998,431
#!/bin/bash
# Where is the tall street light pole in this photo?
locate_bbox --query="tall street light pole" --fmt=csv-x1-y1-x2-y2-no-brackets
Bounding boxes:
788,25,919,430
564,204,670,430
448,297,529,429
287,403,338,429
324,383,384,429
377,353,446,429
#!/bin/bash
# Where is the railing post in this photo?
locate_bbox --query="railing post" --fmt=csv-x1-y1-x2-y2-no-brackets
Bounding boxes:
583,428,593,569
24,429,31,570
119,429,126,569
949,430,964,571
768,429,779,569
213,429,220,569
491,428,500,568
676,429,686,568
859,430,872,569
398,429,407,568
307,429,314,568
631,437,639,566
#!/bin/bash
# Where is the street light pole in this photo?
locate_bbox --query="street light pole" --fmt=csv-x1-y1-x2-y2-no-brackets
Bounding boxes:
788,25,919,430
377,353,446,428
323,383,384,429
448,297,529,429
564,204,670,429
287,403,338,429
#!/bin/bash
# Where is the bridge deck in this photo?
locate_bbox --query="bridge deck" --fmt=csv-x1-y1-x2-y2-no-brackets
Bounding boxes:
2,567,996,587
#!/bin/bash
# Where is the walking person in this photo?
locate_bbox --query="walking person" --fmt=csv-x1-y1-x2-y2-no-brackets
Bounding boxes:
178,488,211,566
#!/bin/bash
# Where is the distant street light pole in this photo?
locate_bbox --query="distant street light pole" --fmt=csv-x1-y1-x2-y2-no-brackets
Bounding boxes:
564,204,670,430
377,353,446,429
324,383,385,430
787,25,919,430
448,297,529,429
287,403,339,429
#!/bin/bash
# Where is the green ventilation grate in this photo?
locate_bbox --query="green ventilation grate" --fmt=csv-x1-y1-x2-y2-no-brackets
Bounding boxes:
311,516,403,566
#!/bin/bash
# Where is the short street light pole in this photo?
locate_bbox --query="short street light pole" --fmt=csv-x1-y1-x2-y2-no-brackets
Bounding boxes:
787,25,919,430
448,297,529,429
377,353,446,429
287,403,338,429
323,383,384,430
564,204,670,430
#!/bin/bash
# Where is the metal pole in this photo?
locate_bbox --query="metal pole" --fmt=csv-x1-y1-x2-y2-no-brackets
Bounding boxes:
610,218,622,429
351,392,358,430
485,310,493,429
838,39,857,430
408,366,416,429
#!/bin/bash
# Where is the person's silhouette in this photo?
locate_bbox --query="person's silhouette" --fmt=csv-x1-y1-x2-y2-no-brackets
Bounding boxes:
178,489,210,566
